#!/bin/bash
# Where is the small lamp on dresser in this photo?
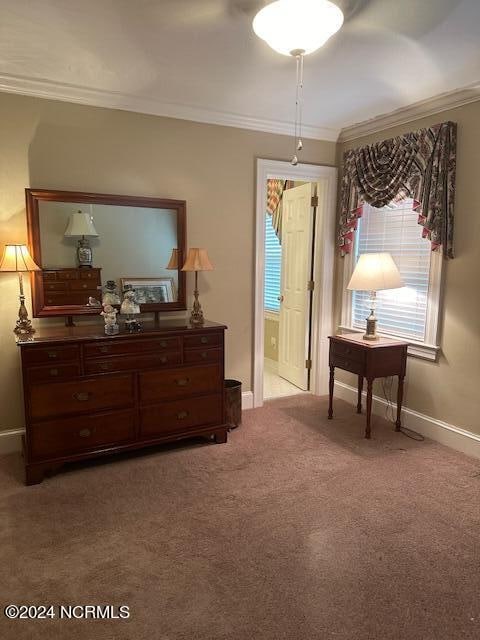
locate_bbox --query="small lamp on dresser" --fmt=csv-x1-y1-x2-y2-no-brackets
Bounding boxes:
64,209,99,268
347,252,403,340
0,244,40,339
181,248,214,326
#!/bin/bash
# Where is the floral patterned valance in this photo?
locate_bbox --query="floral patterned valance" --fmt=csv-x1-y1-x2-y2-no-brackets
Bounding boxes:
339,121,457,259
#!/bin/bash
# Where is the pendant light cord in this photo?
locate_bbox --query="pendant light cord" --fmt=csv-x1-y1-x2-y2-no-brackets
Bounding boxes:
292,52,304,164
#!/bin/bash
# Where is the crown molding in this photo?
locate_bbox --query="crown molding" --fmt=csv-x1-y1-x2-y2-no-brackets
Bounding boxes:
0,72,340,142
338,83,480,143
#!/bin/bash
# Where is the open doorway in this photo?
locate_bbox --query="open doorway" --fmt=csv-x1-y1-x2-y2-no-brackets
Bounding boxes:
254,160,337,408
264,180,315,400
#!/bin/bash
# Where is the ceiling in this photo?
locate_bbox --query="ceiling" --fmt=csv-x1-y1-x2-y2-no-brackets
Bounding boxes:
0,0,479,140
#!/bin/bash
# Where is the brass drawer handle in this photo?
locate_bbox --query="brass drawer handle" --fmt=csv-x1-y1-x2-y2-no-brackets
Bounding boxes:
177,411,189,420
49,368,59,376
73,391,92,402
175,378,190,387
200,337,208,344
47,352,58,359
82,284,88,289
160,340,167,348
79,428,94,438
160,356,168,364
99,346,110,353
99,363,111,371
201,351,208,359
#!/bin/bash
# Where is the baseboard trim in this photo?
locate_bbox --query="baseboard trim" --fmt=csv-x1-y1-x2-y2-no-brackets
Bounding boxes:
0,428,24,455
334,381,480,460
242,391,254,411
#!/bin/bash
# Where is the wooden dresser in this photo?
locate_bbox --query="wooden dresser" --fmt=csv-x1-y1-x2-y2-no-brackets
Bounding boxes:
18,320,227,484
41,268,102,306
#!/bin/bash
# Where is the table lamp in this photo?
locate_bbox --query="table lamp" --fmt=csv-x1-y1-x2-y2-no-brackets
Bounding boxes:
64,209,98,268
347,252,403,341
0,244,40,339
166,248,180,270
181,248,214,326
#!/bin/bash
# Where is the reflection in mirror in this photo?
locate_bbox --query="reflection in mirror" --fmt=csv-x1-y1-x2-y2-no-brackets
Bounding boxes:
38,202,179,305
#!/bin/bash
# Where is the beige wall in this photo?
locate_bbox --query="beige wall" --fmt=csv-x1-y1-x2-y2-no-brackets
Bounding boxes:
0,92,336,432
334,100,480,434
264,316,279,361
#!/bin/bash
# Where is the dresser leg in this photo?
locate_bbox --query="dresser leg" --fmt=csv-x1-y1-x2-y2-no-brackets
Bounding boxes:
25,463,46,485
357,376,363,414
365,379,373,439
214,429,228,444
396,375,404,431
328,366,335,419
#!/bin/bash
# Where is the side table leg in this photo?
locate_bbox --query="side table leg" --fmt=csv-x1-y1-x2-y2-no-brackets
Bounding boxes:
357,375,363,414
396,375,404,432
365,379,373,439
328,366,334,419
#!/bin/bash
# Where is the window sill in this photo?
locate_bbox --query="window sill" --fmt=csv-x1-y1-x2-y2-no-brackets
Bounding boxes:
338,326,440,362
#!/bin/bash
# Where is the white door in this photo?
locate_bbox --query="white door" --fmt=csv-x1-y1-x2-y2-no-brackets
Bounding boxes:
278,183,315,390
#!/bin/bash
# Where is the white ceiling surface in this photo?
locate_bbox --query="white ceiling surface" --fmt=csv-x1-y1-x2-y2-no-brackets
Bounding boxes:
0,0,479,139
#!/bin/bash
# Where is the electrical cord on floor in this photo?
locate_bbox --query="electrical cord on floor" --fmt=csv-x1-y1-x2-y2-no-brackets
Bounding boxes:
381,377,425,442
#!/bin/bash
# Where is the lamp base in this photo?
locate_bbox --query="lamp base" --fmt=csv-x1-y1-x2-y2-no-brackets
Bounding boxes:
189,289,204,327
363,314,379,341
14,297,35,341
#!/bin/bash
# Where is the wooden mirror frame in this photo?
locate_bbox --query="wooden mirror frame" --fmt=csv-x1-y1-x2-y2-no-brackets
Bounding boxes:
26,189,187,318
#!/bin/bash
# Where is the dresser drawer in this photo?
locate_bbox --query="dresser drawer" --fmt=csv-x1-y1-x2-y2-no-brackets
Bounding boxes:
140,364,222,403
184,333,222,349
42,271,57,281
27,364,80,383
140,395,222,438
44,282,67,292
84,336,180,358
331,340,365,363
29,374,134,420
23,345,80,366
45,291,97,306
330,353,365,375
29,410,136,460
69,279,99,291
80,269,101,281
57,270,79,280
85,351,181,375
184,347,222,364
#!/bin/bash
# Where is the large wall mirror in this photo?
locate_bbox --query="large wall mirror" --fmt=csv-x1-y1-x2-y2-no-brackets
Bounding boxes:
26,189,186,318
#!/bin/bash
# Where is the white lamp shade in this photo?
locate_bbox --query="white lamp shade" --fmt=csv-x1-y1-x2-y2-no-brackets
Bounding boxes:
64,211,98,238
347,253,404,292
0,244,40,272
253,0,344,56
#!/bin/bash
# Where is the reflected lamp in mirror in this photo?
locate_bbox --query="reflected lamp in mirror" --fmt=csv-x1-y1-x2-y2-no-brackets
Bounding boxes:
181,248,214,326
166,248,180,270
0,244,40,340
347,252,403,341
64,210,98,268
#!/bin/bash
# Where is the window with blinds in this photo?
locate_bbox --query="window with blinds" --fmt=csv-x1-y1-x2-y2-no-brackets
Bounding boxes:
352,199,432,341
264,215,281,312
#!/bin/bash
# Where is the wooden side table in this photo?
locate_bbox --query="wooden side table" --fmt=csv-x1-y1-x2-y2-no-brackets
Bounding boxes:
328,334,408,439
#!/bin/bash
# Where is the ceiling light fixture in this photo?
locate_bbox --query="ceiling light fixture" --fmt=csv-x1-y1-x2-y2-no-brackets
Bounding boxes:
253,0,344,164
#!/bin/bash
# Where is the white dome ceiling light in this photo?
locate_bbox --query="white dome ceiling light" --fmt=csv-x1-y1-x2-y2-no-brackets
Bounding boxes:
253,0,344,164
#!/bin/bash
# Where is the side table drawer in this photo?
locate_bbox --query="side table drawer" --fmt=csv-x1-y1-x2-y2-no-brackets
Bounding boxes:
330,353,365,375
331,341,365,363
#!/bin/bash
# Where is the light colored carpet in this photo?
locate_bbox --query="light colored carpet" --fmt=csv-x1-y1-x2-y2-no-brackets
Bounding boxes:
1,395,479,639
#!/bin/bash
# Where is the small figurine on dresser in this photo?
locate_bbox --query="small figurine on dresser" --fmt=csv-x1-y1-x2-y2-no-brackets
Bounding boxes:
101,303,119,335
120,288,142,332
102,280,121,306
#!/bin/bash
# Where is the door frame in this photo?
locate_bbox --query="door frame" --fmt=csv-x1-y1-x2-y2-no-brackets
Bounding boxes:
254,159,337,408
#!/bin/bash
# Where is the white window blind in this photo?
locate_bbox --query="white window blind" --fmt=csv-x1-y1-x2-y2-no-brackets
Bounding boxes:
352,199,432,341
264,215,281,312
